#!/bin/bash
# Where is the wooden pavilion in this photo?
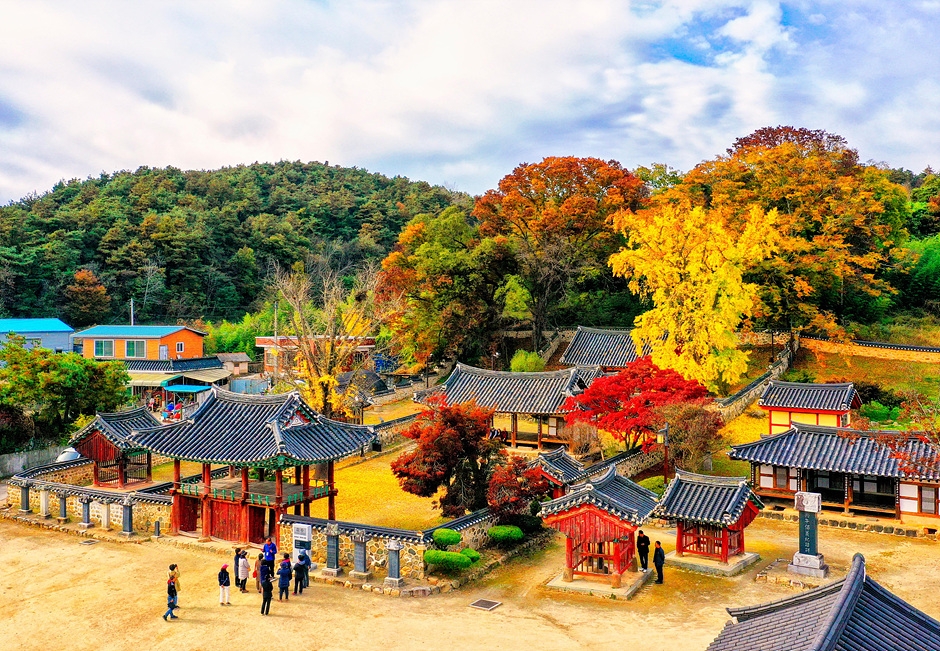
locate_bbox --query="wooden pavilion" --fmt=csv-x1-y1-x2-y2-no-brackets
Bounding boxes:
706,554,940,651
69,407,162,488
540,466,658,587
415,363,603,448
654,471,763,564
126,387,375,545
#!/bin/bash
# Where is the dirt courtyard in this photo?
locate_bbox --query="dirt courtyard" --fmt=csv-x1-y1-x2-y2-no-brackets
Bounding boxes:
1,517,938,651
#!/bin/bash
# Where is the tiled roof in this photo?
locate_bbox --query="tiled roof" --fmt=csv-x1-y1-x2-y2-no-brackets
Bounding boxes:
0,318,73,333
126,387,375,466
654,470,763,526
70,407,161,451
124,357,223,372
559,326,646,368
758,380,861,412
414,363,601,414
73,325,206,338
706,554,940,651
539,466,658,525
729,423,940,481
532,447,645,485
216,352,252,363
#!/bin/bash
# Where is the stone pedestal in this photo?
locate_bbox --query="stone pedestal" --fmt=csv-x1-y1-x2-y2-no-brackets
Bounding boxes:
39,489,51,519
78,498,94,530
349,529,373,581
120,499,135,538
57,493,69,524
788,552,830,579
19,485,32,514
323,523,343,578
384,539,405,588
562,567,574,582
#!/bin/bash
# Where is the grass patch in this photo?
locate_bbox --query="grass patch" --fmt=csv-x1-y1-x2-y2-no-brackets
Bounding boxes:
792,347,940,397
848,314,940,348
151,461,217,482
362,398,425,425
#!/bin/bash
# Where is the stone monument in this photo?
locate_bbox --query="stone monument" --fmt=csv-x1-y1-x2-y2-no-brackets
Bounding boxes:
788,491,829,578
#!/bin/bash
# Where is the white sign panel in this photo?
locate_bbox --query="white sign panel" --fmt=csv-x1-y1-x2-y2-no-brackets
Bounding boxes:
292,523,312,542
795,491,821,513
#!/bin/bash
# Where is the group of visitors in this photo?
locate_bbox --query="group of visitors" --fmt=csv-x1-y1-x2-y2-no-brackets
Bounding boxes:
636,530,666,584
164,537,313,620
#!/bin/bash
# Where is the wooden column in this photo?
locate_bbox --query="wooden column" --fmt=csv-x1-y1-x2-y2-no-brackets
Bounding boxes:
537,416,543,450
92,462,100,487
327,460,336,521
738,525,745,555
170,459,181,534
145,453,152,483
720,527,730,564
201,463,212,540
511,413,518,448
302,465,311,517
895,479,901,519
676,521,684,556
845,475,853,514
117,458,126,489
258,467,265,483
240,467,250,544
563,536,574,581
274,468,284,548
228,465,236,478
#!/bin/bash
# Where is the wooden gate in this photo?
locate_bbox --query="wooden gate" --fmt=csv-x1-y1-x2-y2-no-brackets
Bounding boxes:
248,506,267,544
178,496,199,532
211,500,242,541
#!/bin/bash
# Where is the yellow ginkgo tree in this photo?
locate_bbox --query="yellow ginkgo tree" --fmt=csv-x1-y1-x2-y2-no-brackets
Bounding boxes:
609,204,779,393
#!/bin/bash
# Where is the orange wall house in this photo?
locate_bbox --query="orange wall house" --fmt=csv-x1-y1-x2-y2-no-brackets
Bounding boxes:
72,325,206,360
758,380,861,435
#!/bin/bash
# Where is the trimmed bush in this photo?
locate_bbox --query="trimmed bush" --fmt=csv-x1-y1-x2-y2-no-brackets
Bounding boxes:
488,525,524,547
638,476,667,497
506,513,543,534
424,549,472,572
432,528,462,550
459,548,481,563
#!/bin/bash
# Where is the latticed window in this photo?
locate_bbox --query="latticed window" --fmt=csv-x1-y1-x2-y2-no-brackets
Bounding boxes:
922,487,937,515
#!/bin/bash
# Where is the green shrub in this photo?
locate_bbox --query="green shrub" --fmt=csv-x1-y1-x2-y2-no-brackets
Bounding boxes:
638,476,667,497
488,525,524,547
459,548,481,563
432,528,462,550
424,549,472,572
782,369,816,383
505,513,543,534
860,401,901,423
510,350,546,373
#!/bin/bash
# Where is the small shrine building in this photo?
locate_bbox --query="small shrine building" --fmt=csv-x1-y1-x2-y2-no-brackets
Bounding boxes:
126,388,375,545
540,466,658,587
559,326,644,371
530,447,643,498
69,407,162,488
654,471,762,564
759,380,861,435
415,363,603,448
706,554,940,651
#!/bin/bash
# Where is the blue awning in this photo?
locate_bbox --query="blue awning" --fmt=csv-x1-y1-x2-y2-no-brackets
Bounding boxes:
164,384,212,394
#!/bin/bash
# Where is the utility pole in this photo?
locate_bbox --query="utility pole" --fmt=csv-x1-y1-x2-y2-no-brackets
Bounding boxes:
272,301,278,386
130,298,135,326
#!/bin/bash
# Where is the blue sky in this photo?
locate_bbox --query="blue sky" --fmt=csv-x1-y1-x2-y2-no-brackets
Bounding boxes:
0,0,938,202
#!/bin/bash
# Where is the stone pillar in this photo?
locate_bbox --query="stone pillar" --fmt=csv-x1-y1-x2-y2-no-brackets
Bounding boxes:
789,491,829,578
39,487,51,518
19,483,31,514
100,501,111,530
322,522,343,578
349,529,373,581
121,497,134,537
384,539,405,588
79,497,93,529
57,492,69,523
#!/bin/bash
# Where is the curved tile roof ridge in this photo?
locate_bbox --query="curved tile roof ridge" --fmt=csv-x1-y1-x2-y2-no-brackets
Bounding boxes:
672,469,749,486
575,325,634,334
96,406,154,420
809,553,867,651
452,362,580,379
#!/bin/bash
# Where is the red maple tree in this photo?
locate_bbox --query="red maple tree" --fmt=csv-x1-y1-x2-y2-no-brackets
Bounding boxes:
487,455,549,521
562,357,708,449
391,397,505,517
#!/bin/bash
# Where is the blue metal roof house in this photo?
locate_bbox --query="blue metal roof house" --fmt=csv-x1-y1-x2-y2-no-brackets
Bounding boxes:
0,318,74,353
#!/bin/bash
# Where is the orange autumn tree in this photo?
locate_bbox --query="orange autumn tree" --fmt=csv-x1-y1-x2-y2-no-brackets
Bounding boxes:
650,126,909,336
474,156,647,349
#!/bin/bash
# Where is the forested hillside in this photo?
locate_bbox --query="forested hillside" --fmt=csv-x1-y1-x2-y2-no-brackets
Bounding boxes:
0,161,464,324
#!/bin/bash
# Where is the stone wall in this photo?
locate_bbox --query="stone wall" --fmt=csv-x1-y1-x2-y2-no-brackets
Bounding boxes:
610,449,664,479
29,461,95,486
800,337,940,363
0,446,68,478
715,340,798,423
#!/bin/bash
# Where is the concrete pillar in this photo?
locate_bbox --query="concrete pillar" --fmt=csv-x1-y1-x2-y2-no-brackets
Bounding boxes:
19,484,31,514
57,492,69,523
349,529,373,581
322,522,343,578
39,488,51,518
79,497,93,529
384,539,405,588
121,498,134,537
100,502,111,530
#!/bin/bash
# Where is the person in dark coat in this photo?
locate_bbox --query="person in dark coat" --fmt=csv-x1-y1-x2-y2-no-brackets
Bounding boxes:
299,550,312,588
218,564,231,605
233,548,242,588
260,575,273,616
276,558,293,601
636,530,651,571
259,557,273,585
653,541,666,584
293,557,306,595
164,577,179,621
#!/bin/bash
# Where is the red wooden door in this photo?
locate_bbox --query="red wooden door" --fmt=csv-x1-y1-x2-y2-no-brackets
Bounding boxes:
211,501,241,541
248,506,266,544
178,496,199,532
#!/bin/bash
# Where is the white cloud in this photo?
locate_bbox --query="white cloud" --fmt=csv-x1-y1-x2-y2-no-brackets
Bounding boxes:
0,0,937,202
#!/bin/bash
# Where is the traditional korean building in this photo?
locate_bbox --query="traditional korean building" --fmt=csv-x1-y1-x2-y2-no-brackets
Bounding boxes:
540,466,658,587
414,363,603,448
68,407,162,488
125,387,376,545
706,553,940,651
530,447,645,498
559,326,644,371
759,380,861,435
729,423,940,521
653,471,763,564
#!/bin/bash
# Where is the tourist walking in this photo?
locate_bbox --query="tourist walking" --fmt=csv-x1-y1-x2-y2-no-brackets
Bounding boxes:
219,564,232,605
262,537,277,572
260,574,273,616
653,541,665,584
163,577,179,621
637,530,651,571
293,556,307,595
167,564,181,608
277,557,292,601
237,550,250,592
254,553,264,593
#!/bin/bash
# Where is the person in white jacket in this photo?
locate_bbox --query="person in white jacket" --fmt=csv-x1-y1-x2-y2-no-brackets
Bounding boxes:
236,550,250,593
